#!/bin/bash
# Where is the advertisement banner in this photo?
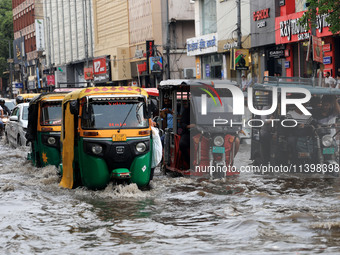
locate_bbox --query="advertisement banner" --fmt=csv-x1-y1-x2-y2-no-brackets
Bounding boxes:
232,49,250,70
13,37,25,64
47,75,55,86
35,19,45,51
312,36,323,63
93,58,107,75
149,57,163,74
195,57,201,79
84,67,94,80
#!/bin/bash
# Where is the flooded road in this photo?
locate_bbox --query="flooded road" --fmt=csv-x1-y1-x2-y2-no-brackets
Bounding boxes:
1,138,340,254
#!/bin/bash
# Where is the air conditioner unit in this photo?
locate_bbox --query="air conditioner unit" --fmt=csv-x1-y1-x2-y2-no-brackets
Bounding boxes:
183,68,195,79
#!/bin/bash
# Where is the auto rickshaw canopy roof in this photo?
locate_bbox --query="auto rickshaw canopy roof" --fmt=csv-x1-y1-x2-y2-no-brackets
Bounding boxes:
252,83,340,95
30,92,76,105
63,86,149,103
159,79,238,89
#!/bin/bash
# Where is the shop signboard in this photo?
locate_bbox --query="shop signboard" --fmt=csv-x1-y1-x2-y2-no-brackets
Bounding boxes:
275,11,310,45
323,56,332,65
35,19,45,51
205,64,210,77
93,58,106,75
284,61,290,68
323,44,331,52
15,83,23,89
187,33,218,56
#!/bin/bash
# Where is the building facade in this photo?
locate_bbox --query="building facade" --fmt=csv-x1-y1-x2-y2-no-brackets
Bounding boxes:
275,0,340,80
12,0,45,94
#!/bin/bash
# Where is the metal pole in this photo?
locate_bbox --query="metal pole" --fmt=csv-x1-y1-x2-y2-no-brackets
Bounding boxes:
166,0,170,79
236,0,242,85
8,41,13,98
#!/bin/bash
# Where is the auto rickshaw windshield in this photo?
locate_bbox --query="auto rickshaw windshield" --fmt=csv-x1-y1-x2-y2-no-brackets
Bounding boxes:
40,101,62,126
81,99,148,129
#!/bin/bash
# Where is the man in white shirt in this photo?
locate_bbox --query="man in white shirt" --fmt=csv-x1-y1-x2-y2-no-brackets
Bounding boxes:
324,71,336,88
241,74,248,91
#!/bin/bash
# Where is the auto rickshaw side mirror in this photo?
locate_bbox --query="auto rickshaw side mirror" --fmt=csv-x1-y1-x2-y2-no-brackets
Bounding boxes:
69,100,79,115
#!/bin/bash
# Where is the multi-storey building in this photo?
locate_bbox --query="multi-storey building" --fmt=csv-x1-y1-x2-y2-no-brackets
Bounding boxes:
12,0,45,93
43,0,94,87
188,0,251,81
275,0,340,79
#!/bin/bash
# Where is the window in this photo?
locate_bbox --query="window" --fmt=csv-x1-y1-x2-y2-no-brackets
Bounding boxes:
202,0,217,34
81,100,148,130
40,101,62,126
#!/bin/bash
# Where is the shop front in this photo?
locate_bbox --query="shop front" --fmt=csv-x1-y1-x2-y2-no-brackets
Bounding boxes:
275,11,338,79
187,33,222,79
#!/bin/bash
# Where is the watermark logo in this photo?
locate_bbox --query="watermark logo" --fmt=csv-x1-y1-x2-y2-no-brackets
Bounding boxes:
201,83,311,116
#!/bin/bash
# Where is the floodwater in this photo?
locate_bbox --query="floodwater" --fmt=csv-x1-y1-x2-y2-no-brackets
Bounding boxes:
1,138,340,254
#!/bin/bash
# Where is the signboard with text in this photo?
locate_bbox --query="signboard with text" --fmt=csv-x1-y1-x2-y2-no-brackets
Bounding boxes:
312,36,323,63
187,33,218,56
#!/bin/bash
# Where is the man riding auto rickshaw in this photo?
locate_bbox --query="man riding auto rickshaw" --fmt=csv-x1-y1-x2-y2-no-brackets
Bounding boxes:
26,92,73,168
159,80,242,179
59,86,156,190
250,78,340,172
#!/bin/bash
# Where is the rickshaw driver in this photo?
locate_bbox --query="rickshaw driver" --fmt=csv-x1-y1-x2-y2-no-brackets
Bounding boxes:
313,95,340,136
179,100,241,168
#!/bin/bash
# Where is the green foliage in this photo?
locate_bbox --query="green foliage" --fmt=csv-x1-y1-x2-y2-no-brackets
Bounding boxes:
0,0,13,78
301,0,340,35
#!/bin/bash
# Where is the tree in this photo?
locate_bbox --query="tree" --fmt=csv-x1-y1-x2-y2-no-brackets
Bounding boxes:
0,0,13,78
300,0,340,35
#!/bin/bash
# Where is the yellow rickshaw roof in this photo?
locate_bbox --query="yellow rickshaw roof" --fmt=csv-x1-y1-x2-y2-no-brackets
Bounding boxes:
40,93,71,101
19,93,40,99
63,86,149,102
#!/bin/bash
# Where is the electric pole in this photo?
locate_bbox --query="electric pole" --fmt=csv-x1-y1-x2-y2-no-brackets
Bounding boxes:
166,0,170,79
236,0,242,85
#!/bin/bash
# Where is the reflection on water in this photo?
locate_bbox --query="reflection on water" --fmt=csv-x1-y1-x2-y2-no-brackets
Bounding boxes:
1,139,340,254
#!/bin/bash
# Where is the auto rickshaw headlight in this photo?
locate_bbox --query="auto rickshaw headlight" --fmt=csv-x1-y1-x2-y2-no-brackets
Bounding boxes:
213,136,224,147
92,144,103,155
47,137,56,145
136,142,146,152
322,135,333,147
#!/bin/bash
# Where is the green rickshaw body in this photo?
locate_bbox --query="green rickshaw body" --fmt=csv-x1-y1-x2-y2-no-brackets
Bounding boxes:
26,92,71,168
59,86,154,190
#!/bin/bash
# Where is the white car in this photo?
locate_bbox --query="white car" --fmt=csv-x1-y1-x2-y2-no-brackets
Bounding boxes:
5,103,29,147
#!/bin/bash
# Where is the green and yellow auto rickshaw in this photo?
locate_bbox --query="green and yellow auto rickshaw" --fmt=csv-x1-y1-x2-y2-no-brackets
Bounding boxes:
59,86,155,190
26,92,73,167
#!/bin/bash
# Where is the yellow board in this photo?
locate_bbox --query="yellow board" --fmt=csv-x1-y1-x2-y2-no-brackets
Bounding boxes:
59,102,75,189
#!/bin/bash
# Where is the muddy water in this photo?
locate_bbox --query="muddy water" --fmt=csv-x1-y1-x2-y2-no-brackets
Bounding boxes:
1,139,340,254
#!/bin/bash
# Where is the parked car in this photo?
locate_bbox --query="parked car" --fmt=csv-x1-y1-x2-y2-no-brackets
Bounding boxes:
5,103,29,147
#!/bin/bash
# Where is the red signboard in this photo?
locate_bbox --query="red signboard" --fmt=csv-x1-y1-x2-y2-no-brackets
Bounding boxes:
47,75,55,86
93,58,107,75
84,67,94,80
253,8,270,21
312,36,323,63
137,62,147,74
323,44,331,52
276,11,336,45
275,11,309,45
